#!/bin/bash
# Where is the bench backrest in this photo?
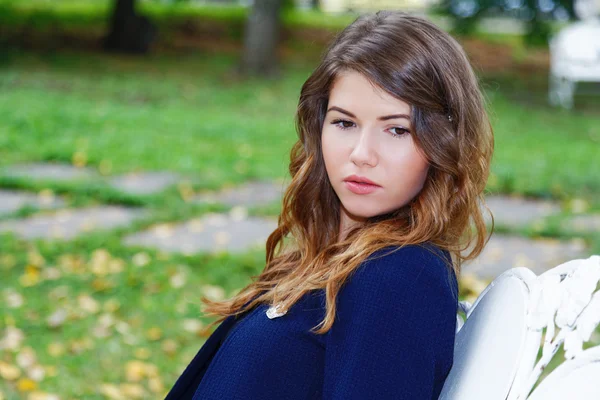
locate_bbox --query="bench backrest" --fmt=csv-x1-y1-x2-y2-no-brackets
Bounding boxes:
439,255,600,400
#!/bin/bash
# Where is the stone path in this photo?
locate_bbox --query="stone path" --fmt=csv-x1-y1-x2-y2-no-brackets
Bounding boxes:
0,206,146,240
1,163,96,181
0,189,64,215
483,195,561,228
123,211,277,255
193,180,287,208
108,171,182,195
462,234,588,280
562,214,600,234
0,162,597,283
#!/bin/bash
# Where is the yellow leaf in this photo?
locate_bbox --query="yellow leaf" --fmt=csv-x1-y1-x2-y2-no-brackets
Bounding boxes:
37,189,56,206
72,151,87,168
16,347,37,369
161,339,178,356
16,378,37,392
0,362,21,380
144,363,159,378
28,391,60,400
133,348,151,360
103,298,121,313
120,383,145,399
43,365,58,378
0,254,17,269
47,342,65,357
100,384,125,400
27,251,45,267
146,327,162,341
19,268,41,287
124,360,146,382
77,294,100,314
148,377,164,393
91,277,114,292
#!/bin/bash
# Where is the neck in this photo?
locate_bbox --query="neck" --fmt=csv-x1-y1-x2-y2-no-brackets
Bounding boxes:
338,205,366,242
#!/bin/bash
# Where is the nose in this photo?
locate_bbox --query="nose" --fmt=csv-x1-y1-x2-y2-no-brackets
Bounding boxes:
349,129,378,167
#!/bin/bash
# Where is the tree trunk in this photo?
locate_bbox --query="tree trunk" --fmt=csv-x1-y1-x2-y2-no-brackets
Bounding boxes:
241,0,283,77
103,0,157,54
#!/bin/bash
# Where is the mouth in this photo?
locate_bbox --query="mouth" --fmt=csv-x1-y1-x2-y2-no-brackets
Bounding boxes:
343,175,380,187
343,176,381,195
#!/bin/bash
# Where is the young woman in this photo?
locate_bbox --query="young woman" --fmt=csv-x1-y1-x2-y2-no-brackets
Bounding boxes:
166,10,493,400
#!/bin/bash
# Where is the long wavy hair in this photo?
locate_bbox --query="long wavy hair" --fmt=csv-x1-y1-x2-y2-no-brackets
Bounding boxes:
201,10,494,335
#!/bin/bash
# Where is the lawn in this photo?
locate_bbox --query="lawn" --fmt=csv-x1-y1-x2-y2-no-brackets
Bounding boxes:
0,6,600,399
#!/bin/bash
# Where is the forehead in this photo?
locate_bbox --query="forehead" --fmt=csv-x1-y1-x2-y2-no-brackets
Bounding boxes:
328,70,411,115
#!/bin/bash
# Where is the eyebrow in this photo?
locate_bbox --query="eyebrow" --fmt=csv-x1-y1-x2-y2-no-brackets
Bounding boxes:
327,106,411,121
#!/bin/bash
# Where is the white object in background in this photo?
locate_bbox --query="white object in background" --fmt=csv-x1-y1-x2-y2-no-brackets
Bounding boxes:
439,255,600,400
548,0,600,109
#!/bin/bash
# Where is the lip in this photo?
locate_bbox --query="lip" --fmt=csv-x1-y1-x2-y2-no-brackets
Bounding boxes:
343,175,381,195
343,175,380,186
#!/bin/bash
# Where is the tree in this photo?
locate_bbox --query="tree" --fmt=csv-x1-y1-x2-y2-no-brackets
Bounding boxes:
103,0,157,54
240,0,285,77
439,0,577,47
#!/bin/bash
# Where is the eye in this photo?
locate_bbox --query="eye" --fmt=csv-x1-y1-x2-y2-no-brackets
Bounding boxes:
388,127,411,138
331,119,355,130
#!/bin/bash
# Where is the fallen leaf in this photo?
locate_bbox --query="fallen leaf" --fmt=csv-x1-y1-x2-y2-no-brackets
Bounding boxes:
0,361,21,380
16,377,37,392
182,319,204,334
0,254,17,270
148,376,164,393
124,360,146,382
43,365,58,378
133,347,151,360
120,383,145,399
146,327,162,341
27,392,60,400
77,294,100,315
16,347,37,369
100,383,125,400
47,342,65,357
161,339,178,356
46,309,68,329
201,284,225,301
0,326,25,351
41,267,61,280
5,288,24,309
19,267,41,287
103,298,121,313
27,365,45,382
169,272,186,289
27,251,45,267
72,151,87,168
132,252,151,267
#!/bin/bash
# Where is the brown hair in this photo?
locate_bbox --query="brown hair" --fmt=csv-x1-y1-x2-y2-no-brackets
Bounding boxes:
201,10,494,334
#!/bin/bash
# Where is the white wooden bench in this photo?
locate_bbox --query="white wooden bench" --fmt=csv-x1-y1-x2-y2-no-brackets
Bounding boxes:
439,255,600,399
548,0,600,109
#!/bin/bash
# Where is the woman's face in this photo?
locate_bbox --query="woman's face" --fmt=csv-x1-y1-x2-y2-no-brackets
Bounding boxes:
321,70,430,224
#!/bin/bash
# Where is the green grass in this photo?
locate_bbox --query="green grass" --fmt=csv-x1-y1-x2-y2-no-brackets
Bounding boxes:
2,51,599,200
0,13,599,399
0,0,356,31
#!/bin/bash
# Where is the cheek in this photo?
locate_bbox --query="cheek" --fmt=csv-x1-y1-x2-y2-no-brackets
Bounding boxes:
386,145,430,195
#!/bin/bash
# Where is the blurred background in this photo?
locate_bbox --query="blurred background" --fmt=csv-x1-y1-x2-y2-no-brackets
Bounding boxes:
0,0,599,398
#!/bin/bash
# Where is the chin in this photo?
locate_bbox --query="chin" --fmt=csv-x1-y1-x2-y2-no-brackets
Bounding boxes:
341,201,384,220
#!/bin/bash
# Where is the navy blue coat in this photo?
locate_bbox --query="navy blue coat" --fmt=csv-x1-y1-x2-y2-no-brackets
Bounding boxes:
165,244,458,400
